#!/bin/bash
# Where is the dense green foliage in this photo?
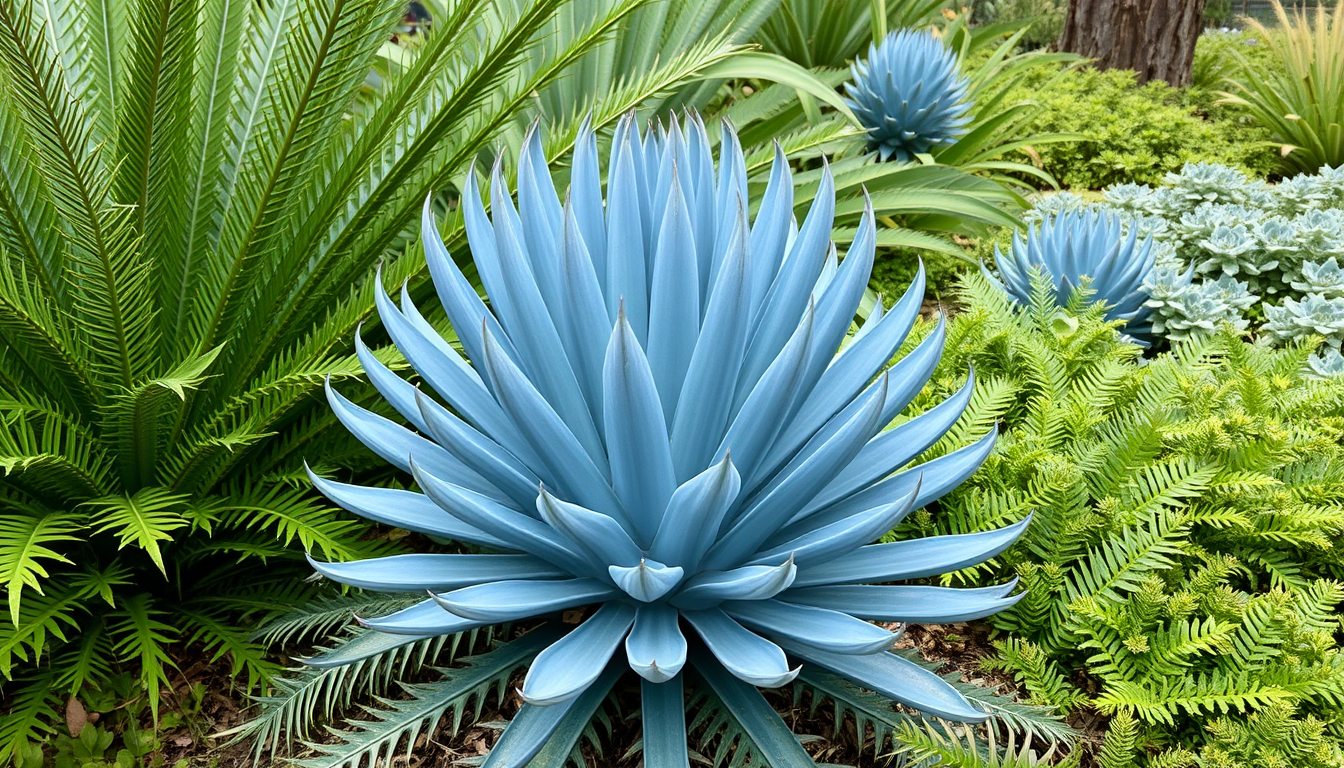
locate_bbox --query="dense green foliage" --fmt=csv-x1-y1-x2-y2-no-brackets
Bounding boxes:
1004,67,1275,189
968,0,1065,49
904,272,1344,764
755,0,947,69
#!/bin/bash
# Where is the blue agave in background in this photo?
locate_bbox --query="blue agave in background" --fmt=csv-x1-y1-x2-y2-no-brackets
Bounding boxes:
986,209,1158,339
844,29,974,161
307,113,1025,766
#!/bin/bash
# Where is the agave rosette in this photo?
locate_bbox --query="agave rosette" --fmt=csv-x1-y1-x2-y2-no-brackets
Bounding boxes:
987,209,1158,338
843,29,974,162
308,113,1025,764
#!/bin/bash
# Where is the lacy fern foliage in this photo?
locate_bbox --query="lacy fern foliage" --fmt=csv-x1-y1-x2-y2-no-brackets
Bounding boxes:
911,273,1344,759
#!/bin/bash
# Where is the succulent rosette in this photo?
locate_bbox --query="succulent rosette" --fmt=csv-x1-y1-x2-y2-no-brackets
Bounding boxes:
307,113,1025,766
986,209,1158,339
844,29,974,161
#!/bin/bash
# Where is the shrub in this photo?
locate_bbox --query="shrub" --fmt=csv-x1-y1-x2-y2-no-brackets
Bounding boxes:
754,0,947,69
280,115,1034,766
973,0,1067,49
1006,67,1276,189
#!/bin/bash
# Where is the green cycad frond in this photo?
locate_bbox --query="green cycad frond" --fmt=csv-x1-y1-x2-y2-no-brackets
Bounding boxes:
287,626,556,768
0,580,90,678
109,593,179,723
178,605,277,690
0,670,59,766
173,0,250,348
0,508,80,624
0,103,65,303
210,485,375,562
0,257,94,416
116,0,197,326
235,635,430,762
106,343,222,487
199,0,405,359
86,488,191,575
891,721,1076,768
0,397,113,501
0,0,157,388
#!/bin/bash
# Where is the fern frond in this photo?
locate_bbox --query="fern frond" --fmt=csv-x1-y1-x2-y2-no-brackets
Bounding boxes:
86,488,190,575
0,670,60,765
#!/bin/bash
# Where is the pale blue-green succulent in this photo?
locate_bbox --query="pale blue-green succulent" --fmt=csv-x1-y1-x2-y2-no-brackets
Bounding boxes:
985,209,1157,339
843,29,973,162
305,114,1023,765
1265,293,1344,349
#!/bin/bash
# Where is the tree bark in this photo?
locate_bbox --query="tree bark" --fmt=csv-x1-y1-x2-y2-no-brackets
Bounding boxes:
1056,0,1208,88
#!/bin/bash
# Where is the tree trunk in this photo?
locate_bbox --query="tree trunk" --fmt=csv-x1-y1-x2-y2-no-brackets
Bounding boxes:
1056,0,1208,88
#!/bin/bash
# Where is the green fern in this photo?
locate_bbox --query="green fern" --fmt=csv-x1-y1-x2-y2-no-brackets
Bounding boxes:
916,275,1344,758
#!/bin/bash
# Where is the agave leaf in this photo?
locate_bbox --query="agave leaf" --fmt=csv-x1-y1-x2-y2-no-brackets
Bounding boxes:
785,581,1023,623
781,642,987,722
640,674,690,767
626,603,688,683
791,515,1032,587
603,311,678,545
673,559,798,611
432,579,617,624
684,608,798,687
725,599,898,655
689,649,818,765
306,469,510,550
521,602,635,705
483,660,622,768
306,553,566,593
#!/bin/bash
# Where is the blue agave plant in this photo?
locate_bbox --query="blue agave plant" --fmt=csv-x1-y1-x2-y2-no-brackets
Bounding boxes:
844,29,973,161
986,209,1158,339
307,113,1025,766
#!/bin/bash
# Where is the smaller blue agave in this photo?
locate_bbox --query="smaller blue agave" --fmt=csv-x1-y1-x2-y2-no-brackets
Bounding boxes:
986,209,1158,339
844,29,973,161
